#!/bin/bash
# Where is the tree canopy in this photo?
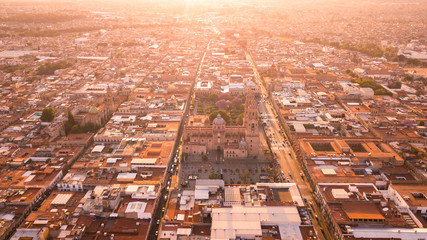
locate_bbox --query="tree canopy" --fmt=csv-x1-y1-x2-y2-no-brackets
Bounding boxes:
209,110,231,124
36,60,71,75
352,77,392,96
40,107,55,122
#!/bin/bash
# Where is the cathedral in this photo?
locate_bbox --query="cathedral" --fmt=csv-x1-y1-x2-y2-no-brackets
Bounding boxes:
182,92,259,159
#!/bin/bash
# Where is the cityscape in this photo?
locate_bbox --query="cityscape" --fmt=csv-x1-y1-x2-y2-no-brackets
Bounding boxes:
0,0,426,239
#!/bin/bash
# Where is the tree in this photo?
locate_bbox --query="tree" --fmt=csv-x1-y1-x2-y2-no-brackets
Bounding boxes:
237,113,244,125
239,169,251,183
216,99,229,110
219,92,232,101
40,107,55,122
207,93,218,102
70,124,81,133
64,110,76,134
36,60,71,75
209,110,231,124
209,172,220,179
202,154,208,161
397,55,406,62
231,97,243,108
407,58,422,66
419,121,425,126
404,75,414,81
388,81,402,89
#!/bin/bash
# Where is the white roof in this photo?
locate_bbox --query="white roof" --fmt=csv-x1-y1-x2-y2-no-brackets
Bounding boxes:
177,214,185,221
224,187,241,204
177,228,191,236
125,202,148,219
92,145,105,153
321,168,337,175
51,194,72,205
352,227,427,240
125,185,140,193
22,171,33,177
195,188,209,200
131,158,157,165
331,188,350,199
117,172,137,180
106,158,120,164
313,63,325,68
211,206,301,240
195,179,224,188
24,175,35,183
293,123,306,133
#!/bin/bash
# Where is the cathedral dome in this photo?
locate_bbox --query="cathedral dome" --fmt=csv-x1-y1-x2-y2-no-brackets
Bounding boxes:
213,114,225,126
88,107,99,114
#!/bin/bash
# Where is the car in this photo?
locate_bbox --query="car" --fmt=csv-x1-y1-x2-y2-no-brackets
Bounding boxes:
315,215,320,223
286,177,290,183
155,231,158,236
156,220,160,225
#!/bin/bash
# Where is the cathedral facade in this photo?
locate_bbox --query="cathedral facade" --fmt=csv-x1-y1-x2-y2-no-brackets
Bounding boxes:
183,93,259,159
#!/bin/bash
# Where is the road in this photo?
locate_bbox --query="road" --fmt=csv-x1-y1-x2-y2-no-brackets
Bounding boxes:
151,38,212,239
245,50,334,240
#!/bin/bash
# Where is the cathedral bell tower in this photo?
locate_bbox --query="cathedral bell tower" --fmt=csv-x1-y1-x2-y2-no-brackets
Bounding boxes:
106,86,114,114
245,92,259,156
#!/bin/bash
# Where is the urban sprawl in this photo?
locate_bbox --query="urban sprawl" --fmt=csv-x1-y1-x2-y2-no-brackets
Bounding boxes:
0,1,426,240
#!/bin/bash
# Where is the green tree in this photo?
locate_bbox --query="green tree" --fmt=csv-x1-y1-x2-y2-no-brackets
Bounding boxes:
404,75,414,81
208,93,219,102
407,58,422,66
209,110,231,124
240,169,251,183
419,121,425,126
36,60,71,75
40,107,55,122
237,113,244,125
209,172,220,179
64,110,76,134
70,124,81,133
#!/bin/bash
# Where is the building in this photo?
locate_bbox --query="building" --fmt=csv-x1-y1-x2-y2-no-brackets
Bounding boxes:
183,92,260,158
316,183,426,240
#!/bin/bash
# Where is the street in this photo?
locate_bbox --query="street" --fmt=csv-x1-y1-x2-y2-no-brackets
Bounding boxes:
246,50,334,240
